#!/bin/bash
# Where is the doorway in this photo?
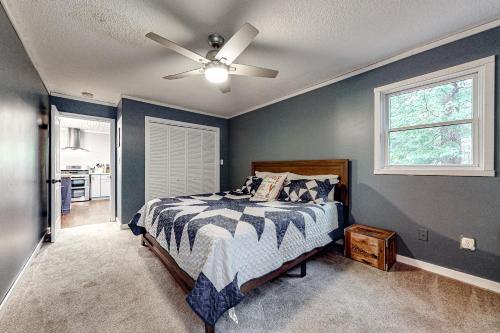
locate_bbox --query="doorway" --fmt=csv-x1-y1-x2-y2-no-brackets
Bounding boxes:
50,108,116,238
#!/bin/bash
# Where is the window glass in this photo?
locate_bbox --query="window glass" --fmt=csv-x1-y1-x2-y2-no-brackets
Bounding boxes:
388,77,473,129
388,123,472,165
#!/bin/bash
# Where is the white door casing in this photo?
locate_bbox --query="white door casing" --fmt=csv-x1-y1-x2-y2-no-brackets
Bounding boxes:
50,106,61,242
58,112,117,221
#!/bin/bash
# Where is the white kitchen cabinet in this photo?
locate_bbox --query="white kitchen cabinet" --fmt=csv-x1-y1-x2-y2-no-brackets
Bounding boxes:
91,174,110,198
100,174,111,197
91,174,101,198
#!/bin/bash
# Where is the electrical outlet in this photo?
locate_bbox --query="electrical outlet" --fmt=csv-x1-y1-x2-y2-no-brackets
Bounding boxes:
220,159,224,165
418,228,428,241
460,236,476,251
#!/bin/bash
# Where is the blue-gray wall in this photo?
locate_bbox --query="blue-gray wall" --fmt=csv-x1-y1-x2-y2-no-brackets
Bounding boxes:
50,95,117,119
0,4,49,302
119,98,229,224
229,27,500,282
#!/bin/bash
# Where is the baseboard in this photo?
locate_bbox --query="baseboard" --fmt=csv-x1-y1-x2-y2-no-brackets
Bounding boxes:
0,232,47,318
119,219,129,230
396,255,500,294
91,197,110,201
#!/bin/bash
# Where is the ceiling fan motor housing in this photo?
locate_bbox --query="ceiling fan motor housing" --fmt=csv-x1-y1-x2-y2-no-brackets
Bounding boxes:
208,33,225,49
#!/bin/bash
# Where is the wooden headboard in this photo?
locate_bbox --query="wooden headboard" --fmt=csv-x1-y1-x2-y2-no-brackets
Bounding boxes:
251,159,349,207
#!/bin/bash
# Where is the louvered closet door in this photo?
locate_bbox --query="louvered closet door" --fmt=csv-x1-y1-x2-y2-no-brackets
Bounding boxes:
146,118,218,200
187,129,203,194
168,126,187,197
202,131,216,193
147,123,169,201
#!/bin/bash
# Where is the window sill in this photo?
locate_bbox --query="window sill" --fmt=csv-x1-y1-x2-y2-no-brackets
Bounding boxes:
374,168,495,177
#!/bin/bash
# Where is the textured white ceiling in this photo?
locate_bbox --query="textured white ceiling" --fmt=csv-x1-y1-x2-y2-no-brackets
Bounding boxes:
3,0,500,117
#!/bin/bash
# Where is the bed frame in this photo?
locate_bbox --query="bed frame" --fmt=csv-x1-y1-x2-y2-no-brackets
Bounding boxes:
141,159,349,333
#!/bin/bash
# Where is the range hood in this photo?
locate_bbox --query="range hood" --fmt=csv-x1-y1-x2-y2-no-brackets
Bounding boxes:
63,128,88,151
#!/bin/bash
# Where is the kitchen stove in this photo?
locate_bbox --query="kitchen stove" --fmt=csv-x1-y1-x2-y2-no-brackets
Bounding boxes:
62,165,90,202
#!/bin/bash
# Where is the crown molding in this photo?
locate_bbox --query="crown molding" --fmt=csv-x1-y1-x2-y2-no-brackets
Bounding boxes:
50,92,117,107
121,95,229,119
229,17,500,118
4,0,499,120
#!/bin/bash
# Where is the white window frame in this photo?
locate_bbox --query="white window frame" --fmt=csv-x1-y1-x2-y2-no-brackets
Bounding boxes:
374,56,495,176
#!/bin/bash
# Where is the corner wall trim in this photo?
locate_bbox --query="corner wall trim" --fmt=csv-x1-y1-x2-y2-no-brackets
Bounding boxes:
0,232,47,318
51,92,117,107
396,255,500,294
230,17,500,118
121,95,230,119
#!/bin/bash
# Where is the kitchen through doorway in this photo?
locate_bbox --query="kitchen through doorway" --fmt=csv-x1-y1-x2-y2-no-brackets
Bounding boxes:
58,113,115,229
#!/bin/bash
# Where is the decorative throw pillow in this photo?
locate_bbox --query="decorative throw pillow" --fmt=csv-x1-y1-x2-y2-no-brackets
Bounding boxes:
250,175,287,201
278,178,336,203
240,176,263,195
255,171,289,178
287,173,339,182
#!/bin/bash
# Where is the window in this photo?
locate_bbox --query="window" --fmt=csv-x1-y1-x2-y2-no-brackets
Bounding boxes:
374,56,495,176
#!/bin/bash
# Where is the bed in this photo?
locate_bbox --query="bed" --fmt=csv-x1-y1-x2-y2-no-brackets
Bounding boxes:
129,159,349,333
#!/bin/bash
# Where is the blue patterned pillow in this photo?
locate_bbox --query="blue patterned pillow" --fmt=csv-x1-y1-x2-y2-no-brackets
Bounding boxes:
278,178,336,203
240,176,263,195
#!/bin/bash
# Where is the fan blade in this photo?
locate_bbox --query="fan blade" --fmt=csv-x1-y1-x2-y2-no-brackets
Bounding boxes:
217,80,231,94
162,68,204,80
215,23,258,65
146,32,209,64
231,63,278,78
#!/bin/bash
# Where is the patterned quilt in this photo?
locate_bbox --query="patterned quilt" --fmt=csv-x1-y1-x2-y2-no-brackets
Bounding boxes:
129,190,343,326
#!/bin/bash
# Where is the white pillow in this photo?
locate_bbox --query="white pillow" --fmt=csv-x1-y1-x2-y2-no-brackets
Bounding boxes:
287,172,339,184
250,175,287,201
255,171,289,178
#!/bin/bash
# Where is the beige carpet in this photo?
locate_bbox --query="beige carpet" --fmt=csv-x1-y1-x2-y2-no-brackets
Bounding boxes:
0,222,499,333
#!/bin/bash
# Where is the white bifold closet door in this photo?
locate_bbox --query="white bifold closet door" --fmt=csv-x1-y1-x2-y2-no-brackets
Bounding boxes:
202,131,216,193
147,123,169,200
146,119,218,202
169,126,187,197
187,129,203,195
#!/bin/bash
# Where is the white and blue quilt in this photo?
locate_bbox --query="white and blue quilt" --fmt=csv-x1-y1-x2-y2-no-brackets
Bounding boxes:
129,190,343,326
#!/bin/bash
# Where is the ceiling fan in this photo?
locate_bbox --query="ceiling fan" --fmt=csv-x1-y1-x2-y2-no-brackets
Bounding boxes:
145,22,278,93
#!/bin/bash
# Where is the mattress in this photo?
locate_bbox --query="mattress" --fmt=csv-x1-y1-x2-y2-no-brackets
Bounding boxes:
129,190,343,325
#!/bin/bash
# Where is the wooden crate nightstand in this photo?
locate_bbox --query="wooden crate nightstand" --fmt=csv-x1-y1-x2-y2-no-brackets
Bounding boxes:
344,224,397,271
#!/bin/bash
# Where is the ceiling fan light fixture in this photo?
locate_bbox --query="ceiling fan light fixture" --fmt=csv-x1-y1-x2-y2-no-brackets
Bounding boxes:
204,62,229,84
147,23,278,93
